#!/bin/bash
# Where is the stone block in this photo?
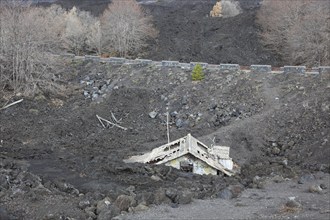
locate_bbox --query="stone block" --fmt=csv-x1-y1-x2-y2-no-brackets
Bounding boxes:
250,65,272,73
219,64,240,72
153,61,162,67
190,62,208,69
61,53,75,58
208,64,220,70
162,60,180,67
74,56,85,60
125,59,140,65
319,66,330,74
179,63,190,69
100,58,112,63
109,57,126,63
85,55,100,61
308,67,320,75
283,66,306,74
135,59,152,65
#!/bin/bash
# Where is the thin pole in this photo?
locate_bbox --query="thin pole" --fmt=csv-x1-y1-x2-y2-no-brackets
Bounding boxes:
166,107,170,143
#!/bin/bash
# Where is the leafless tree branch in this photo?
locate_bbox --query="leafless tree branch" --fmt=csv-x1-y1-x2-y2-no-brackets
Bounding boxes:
256,0,329,66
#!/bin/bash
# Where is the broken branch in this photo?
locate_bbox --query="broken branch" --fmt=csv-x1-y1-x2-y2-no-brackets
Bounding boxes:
96,114,127,131
0,99,23,110
110,111,122,124
97,115,106,128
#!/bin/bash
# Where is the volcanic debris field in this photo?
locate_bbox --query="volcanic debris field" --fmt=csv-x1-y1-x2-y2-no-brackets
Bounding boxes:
1,58,330,219
1,0,330,219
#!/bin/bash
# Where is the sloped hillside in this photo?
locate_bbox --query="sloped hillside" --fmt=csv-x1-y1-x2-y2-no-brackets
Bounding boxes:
43,0,280,65
0,59,329,219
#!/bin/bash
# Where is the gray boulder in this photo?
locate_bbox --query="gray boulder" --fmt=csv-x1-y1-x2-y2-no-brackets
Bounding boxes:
177,190,193,204
97,207,120,220
298,173,315,184
96,197,112,214
165,188,178,202
217,188,233,200
114,195,137,211
154,188,171,205
175,118,183,128
78,200,91,209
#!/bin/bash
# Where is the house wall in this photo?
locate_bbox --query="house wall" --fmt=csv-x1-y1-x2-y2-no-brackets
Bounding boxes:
219,158,233,170
165,155,218,175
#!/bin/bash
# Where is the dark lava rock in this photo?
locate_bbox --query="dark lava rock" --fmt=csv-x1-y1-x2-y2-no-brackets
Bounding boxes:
0,174,9,190
217,188,233,200
55,181,79,195
181,96,188,105
84,206,97,219
133,203,149,212
271,147,281,155
170,111,178,117
175,118,183,128
228,184,244,198
320,183,327,190
78,200,91,209
96,197,120,220
114,195,136,211
96,197,112,214
153,188,171,205
165,188,178,203
97,207,120,220
136,192,154,205
177,189,193,204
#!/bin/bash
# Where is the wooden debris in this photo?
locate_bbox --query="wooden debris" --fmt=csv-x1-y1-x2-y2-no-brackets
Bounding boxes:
0,99,23,110
96,114,127,131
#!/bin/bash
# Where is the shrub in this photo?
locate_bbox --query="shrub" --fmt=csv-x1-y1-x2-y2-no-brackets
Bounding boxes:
192,64,204,81
0,1,64,95
101,0,158,57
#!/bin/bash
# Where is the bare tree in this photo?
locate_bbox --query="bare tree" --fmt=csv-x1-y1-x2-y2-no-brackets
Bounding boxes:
288,3,329,66
101,0,158,57
62,7,92,55
86,20,103,55
0,1,64,95
257,0,329,66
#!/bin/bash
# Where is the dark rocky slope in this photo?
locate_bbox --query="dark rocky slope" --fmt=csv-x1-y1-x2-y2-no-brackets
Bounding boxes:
0,60,329,219
43,0,281,65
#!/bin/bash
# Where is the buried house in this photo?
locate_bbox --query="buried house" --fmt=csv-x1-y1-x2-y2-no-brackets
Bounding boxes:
124,134,237,176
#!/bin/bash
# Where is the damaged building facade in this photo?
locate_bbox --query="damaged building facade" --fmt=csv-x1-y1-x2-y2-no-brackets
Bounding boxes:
125,134,236,176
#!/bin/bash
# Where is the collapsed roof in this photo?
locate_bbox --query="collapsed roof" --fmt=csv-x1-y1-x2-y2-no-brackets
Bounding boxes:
124,134,236,176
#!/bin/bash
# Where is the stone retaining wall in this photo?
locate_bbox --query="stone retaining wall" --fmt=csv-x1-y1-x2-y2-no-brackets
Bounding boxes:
219,64,240,72
62,53,329,75
283,66,306,74
250,65,271,73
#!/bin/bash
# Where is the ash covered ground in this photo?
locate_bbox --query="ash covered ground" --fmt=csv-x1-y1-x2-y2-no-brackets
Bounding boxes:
1,0,330,219
42,0,281,66
0,59,329,219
